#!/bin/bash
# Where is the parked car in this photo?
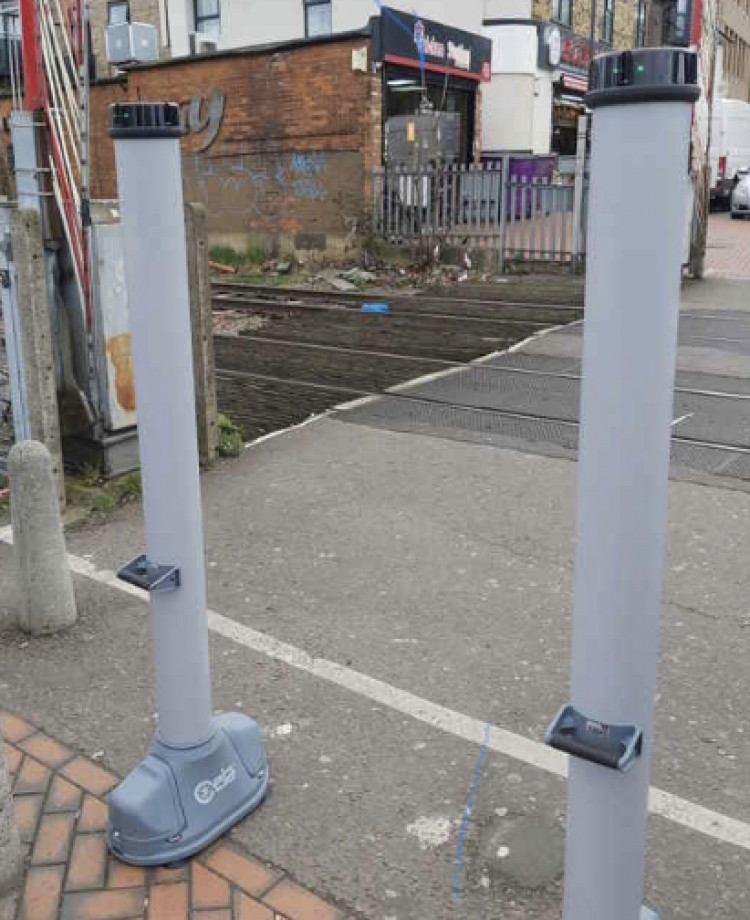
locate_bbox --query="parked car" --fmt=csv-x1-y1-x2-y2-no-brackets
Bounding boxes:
731,168,750,220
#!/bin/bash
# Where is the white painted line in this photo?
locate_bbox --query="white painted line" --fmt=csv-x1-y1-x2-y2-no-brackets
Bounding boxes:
672,413,694,427
243,411,327,451
3,527,749,855
386,322,572,397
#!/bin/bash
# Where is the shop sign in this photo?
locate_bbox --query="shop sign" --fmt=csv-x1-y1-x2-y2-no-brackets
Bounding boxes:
181,90,225,152
538,24,608,75
372,6,491,81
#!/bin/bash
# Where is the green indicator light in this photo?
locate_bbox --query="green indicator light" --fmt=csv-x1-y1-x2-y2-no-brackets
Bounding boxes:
636,63,645,73
612,67,619,74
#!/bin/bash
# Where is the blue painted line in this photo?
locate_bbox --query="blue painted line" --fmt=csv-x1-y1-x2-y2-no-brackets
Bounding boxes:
453,721,492,897
373,0,426,71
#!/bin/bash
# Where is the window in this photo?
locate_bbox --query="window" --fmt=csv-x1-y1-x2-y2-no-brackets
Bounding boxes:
194,0,220,37
107,1,130,26
304,0,332,38
600,0,614,44
551,0,572,27
634,0,646,46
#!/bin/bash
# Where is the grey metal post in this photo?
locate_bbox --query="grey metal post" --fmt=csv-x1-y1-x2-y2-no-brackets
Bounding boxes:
571,115,588,267
107,102,267,868
9,111,43,214
546,49,700,920
0,203,30,441
185,203,219,468
9,440,77,635
497,155,509,275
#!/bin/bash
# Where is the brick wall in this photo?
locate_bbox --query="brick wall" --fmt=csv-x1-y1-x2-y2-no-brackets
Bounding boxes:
535,0,638,49
90,36,376,255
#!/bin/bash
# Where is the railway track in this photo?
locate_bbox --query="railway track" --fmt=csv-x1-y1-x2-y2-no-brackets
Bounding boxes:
211,281,582,326
211,282,565,440
210,282,750,484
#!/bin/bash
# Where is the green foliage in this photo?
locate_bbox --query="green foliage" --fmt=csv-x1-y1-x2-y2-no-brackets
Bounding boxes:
89,493,115,515
245,243,267,265
79,462,102,487
218,414,243,458
117,471,142,503
209,245,245,267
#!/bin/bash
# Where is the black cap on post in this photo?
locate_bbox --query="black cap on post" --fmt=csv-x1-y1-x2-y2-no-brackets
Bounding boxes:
109,102,185,139
586,48,700,109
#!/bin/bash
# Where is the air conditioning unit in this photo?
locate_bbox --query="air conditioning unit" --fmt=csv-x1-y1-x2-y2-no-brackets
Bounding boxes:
188,32,219,55
106,23,158,66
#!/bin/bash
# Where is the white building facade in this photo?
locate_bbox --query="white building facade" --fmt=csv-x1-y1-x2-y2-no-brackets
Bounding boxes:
159,0,492,58
124,0,604,157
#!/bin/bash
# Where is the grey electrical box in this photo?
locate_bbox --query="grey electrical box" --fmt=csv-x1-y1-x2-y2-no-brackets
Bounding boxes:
385,113,461,167
106,23,158,66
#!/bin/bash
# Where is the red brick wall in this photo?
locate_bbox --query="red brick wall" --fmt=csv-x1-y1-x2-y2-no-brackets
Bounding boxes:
90,36,376,253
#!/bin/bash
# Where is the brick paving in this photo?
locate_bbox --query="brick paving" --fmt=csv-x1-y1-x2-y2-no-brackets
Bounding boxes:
705,212,750,278
1,711,350,920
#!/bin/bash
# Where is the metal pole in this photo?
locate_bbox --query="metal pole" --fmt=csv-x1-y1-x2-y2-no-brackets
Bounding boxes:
546,48,699,920
571,114,588,267
589,0,597,67
107,103,267,868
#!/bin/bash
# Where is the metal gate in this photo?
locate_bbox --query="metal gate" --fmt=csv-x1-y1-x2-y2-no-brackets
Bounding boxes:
371,160,589,271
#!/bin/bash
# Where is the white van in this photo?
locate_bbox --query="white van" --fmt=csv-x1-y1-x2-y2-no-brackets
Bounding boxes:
709,98,750,211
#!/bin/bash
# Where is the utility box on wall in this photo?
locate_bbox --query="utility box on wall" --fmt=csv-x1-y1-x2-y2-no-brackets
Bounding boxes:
106,23,158,66
90,203,136,434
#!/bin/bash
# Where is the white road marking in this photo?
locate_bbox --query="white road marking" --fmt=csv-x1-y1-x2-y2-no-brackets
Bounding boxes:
2,528,749,856
672,413,694,427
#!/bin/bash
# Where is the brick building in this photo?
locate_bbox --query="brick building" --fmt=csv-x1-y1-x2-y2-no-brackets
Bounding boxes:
718,0,750,102
90,33,377,257
89,20,489,257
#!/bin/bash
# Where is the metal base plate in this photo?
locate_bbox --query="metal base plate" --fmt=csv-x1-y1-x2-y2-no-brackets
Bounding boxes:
106,712,268,866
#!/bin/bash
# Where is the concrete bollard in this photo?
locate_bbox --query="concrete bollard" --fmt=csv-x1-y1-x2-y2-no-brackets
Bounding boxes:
9,440,77,635
0,742,21,897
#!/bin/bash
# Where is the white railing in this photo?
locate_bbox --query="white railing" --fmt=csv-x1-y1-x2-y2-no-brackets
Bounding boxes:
33,0,90,316
372,161,589,271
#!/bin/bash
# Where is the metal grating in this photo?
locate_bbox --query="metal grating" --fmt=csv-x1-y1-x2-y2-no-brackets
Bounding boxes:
338,396,750,484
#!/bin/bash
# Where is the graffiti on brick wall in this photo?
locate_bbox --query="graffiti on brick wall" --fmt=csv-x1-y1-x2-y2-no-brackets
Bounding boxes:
186,151,328,215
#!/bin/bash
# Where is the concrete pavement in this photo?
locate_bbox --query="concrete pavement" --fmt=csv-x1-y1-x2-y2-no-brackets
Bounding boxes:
1,409,749,917
1,271,750,919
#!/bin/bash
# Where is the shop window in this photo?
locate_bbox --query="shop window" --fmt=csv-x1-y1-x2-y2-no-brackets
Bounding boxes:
634,0,646,47
194,0,220,37
107,1,130,26
600,0,615,45
304,0,332,38
661,0,690,47
552,0,572,27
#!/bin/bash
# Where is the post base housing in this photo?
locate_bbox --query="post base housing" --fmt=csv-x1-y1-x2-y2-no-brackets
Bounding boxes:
107,712,268,866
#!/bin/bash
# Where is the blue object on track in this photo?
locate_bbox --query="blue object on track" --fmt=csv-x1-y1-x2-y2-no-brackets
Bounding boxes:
361,302,390,314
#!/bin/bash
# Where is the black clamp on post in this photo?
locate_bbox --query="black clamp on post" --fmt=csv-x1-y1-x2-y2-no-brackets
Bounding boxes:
118,555,181,593
545,705,643,773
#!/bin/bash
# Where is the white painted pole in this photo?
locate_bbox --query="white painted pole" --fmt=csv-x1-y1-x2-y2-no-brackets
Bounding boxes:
570,114,587,264
112,116,212,748
558,49,699,920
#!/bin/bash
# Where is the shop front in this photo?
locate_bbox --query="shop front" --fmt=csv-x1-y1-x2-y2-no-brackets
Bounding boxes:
538,24,608,154
370,7,491,165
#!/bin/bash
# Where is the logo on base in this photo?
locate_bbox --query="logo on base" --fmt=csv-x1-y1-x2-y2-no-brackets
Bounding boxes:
194,765,237,805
